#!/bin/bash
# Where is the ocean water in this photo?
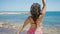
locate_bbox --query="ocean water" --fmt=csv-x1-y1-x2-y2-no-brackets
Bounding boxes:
0,11,60,28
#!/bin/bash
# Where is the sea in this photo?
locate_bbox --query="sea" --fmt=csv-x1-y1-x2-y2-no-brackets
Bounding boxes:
0,11,60,28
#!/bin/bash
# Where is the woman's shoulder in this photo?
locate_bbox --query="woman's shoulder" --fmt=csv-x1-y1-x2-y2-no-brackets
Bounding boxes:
28,16,33,21
27,16,32,20
28,16,31,18
39,14,43,18
28,16,33,18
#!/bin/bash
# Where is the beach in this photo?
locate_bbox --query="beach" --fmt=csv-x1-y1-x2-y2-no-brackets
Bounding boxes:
0,11,60,34
42,26,60,34
0,23,60,34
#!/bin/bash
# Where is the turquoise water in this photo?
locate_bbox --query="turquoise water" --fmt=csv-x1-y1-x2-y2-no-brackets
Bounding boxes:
43,11,60,28
0,11,60,28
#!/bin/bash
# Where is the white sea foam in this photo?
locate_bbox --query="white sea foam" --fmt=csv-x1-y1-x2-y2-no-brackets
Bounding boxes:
0,12,30,14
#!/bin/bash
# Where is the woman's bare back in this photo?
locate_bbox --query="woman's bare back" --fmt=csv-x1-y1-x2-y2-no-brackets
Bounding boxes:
29,15,44,28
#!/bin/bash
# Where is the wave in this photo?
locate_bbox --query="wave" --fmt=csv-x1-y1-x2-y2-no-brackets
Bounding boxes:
0,12,30,14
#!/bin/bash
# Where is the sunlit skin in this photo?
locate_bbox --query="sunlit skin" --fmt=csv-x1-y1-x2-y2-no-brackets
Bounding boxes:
16,0,46,34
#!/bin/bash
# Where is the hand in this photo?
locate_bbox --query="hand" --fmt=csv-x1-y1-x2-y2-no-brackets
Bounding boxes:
16,32,20,34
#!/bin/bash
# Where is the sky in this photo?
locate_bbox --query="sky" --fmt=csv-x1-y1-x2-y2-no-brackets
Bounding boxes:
0,0,60,11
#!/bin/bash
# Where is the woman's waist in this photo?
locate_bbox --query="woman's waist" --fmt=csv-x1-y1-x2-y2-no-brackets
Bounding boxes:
30,26,36,29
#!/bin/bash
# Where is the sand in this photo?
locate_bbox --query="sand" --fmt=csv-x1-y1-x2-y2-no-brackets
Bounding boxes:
0,23,60,34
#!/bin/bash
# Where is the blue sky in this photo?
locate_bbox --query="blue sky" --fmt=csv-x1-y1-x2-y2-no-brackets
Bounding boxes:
0,0,60,11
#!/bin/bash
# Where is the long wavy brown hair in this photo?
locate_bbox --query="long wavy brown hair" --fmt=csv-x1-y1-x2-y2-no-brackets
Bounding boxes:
30,3,41,24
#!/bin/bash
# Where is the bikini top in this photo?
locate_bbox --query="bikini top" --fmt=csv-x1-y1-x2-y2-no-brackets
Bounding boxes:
31,23,36,24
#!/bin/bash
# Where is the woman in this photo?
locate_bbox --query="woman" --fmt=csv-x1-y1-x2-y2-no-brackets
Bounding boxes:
17,0,46,34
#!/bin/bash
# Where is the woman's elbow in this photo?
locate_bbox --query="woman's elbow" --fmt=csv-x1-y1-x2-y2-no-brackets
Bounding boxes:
43,4,46,7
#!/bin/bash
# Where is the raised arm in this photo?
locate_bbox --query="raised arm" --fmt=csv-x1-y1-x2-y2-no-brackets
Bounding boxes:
36,0,46,28
16,16,30,34
41,0,46,15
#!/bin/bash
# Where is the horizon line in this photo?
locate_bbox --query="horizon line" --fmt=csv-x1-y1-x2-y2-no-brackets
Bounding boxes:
0,10,60,12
